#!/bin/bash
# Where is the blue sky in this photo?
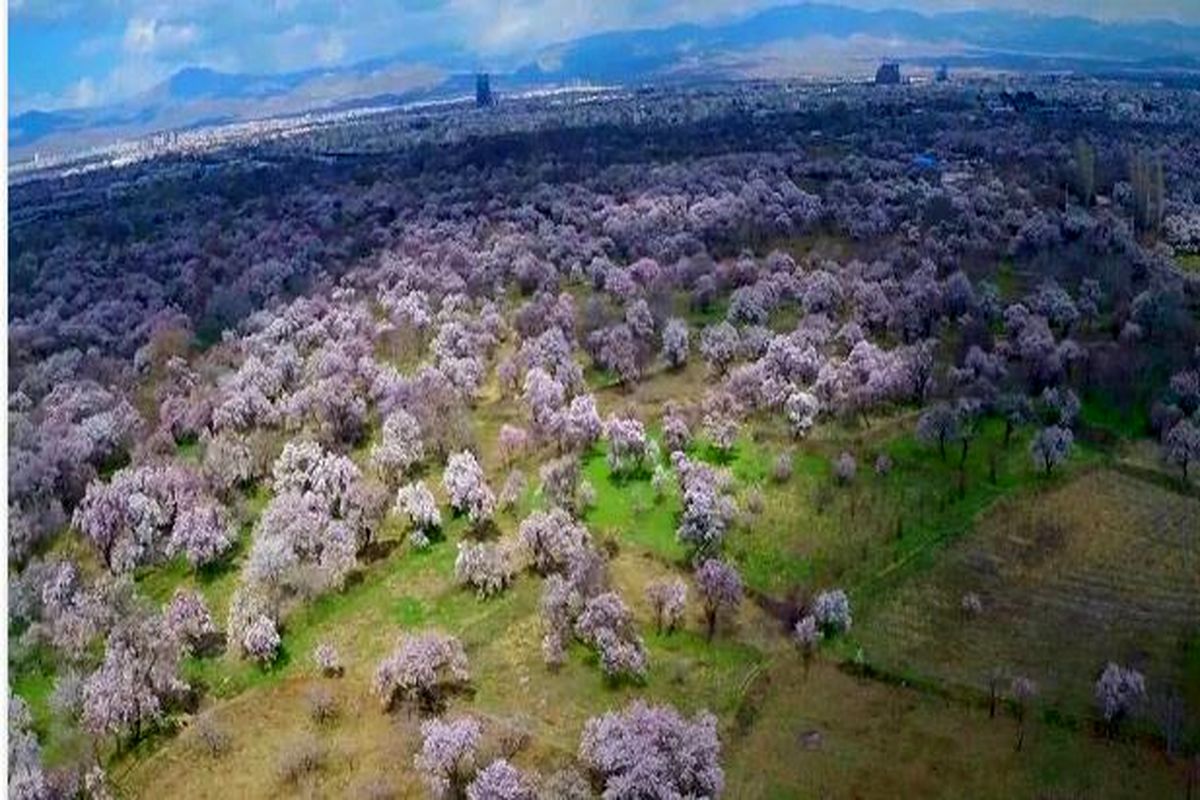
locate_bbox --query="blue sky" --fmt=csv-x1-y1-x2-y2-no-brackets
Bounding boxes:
10,0,1200,114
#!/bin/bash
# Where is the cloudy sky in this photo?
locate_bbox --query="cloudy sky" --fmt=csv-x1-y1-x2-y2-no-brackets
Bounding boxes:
10,0,1200,114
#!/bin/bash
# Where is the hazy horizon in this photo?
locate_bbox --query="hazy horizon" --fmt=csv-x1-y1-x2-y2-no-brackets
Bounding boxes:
12,0,1200,116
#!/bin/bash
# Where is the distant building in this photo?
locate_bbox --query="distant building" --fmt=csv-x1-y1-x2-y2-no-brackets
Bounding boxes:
875,62,901,85
935,64,949,83
999,89,1041,112
476,73,494,108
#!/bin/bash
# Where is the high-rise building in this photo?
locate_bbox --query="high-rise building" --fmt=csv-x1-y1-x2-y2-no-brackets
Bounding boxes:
875,62,901,85
476,73,493,108
935,64,949,83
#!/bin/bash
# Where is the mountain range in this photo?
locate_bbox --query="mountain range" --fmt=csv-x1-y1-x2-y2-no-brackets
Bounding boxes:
12,2,1200,158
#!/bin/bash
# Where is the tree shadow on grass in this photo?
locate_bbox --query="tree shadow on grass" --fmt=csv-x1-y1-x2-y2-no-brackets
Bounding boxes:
195,551,242,585
194,630,228,659
360,538,401,564
697,442,738,467
461,518,501,542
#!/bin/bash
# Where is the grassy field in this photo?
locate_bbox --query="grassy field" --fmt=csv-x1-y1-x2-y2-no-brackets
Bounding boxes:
118,406,1184,797
727,659,1183,799
120,544,774,796
17,329,1191,797
853,469,1200,734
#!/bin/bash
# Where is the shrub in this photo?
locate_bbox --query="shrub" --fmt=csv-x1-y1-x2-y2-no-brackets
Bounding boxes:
772,452,794,483
277,736,326,783
165,589,215,654
793,615,820,654
313,641,343,677
646,578,687,634
812,589,852,634
536,768,593,800
1095,662,1146,730
306,686,339,725
833,452,857,485
193,714,231,758
576,480,597,511
243,615,282,665
352,776,397,800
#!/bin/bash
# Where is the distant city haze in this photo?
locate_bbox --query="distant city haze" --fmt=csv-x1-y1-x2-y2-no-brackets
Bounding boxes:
11,0,1200,114
10,1,1200,157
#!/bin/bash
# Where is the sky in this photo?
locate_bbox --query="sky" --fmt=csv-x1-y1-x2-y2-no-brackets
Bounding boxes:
10,0,1200,114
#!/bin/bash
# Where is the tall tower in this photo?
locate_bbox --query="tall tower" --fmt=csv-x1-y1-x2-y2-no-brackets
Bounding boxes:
874,62,901,86
476,73,493,108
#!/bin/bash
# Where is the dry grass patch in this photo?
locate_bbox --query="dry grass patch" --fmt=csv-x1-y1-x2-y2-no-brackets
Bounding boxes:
854,469,1200,718
726,657,1181,799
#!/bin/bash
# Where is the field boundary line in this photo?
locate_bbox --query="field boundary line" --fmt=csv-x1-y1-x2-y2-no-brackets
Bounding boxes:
854,461,1107,601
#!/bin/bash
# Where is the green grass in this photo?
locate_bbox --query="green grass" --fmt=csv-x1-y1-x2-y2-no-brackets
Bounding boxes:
676,291,729,327
181,522,462,699
8,639,91,767
1080,391,1149,439
122,514,769,797
135,484,267,623
581,445,685,563
763,232,854,265
1177,252,1200,274
690,414,1104,604
995,258,1022,300
10,645,55,731
176,438,202,464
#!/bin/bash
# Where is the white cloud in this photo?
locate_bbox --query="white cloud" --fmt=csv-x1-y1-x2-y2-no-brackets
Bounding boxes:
123,17,201,55
440,0,796,59
64,77,99,108
315,31,346,65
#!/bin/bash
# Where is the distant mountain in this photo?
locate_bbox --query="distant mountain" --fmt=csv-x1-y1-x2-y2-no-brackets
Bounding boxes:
12,2,1200,158
515,4,1200,83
